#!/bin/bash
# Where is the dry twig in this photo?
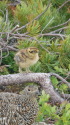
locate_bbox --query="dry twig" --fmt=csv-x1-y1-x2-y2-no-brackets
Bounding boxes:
58,0,70,11
50,73,70,88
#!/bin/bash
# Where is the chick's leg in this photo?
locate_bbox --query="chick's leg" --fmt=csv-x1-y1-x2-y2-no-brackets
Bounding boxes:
19,67,23,73
19,67,32,73
26,67,32,73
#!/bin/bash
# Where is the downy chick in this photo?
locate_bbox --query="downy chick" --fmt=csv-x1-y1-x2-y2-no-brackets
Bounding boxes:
14,47,39,73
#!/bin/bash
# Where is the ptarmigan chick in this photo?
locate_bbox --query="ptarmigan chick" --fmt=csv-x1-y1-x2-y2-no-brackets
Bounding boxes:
14,47,39,73
0,85,39,125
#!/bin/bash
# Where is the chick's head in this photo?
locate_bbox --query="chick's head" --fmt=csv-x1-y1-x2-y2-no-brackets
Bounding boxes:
27,47,39,58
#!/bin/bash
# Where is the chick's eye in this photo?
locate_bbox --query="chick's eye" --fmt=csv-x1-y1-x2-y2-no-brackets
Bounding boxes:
29,51,34,53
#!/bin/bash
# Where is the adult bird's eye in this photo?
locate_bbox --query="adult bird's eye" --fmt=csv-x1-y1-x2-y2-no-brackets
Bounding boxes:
28,89,30,91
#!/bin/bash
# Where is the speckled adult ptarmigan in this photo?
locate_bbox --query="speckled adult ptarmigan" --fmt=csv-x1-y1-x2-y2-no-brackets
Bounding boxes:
0,85,39,125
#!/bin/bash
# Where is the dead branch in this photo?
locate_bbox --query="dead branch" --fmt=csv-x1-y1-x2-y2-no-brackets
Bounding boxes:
15,2,51,32
6,46,18,51
0,31,66,53
10,25,20,33
14,0,70,32
0,39,18,52
61,94,70,100
7,0,20,6
33,122,54,125
38,33,66,39
0,48,3,64
50,26,70,33
58,0,70,11
50,73,70,88
0,73,67,104
48,19,70,29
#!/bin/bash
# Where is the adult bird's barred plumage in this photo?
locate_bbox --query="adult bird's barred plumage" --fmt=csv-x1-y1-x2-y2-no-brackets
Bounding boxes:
0,85,39,125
